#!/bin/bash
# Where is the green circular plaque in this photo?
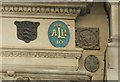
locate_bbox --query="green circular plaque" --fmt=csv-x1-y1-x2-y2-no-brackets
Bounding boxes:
48,21,70,47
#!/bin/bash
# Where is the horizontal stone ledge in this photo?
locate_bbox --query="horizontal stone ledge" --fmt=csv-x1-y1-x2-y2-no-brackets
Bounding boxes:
1,69,92,80
0,2,93,19
2,68,92,76
0,13,77,20
0,3,83,15
0,48,83,59
1,2,87,8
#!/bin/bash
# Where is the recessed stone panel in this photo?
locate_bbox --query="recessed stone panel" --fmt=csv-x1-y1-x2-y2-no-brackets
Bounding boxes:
76,27,100,50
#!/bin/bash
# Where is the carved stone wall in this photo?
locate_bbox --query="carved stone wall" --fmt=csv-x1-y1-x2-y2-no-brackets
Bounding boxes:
0,2,90,81
0,2,109,81
75,2,109,80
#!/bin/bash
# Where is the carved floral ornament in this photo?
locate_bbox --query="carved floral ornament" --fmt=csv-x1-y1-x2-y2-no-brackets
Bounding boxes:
1,6,80,14
0,2,93,17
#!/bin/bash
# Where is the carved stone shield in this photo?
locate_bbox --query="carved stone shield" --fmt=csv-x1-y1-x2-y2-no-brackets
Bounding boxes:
14,21,40,43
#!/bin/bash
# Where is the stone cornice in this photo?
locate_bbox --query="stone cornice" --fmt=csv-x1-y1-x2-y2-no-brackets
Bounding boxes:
1,69,92,80
0,2,91,19
109,2,119,5
1,2,87,7
0,48,83,59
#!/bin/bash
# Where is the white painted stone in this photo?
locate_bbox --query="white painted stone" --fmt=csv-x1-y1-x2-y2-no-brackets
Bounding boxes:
107,2,119,81
0,2,85,80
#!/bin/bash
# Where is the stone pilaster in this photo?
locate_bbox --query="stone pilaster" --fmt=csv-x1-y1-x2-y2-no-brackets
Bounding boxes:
107,2,119,80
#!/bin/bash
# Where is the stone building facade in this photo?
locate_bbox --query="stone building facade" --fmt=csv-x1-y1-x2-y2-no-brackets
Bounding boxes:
0,1,119,82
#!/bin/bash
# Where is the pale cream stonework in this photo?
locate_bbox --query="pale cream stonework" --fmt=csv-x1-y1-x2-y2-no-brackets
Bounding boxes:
0,1,119,81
